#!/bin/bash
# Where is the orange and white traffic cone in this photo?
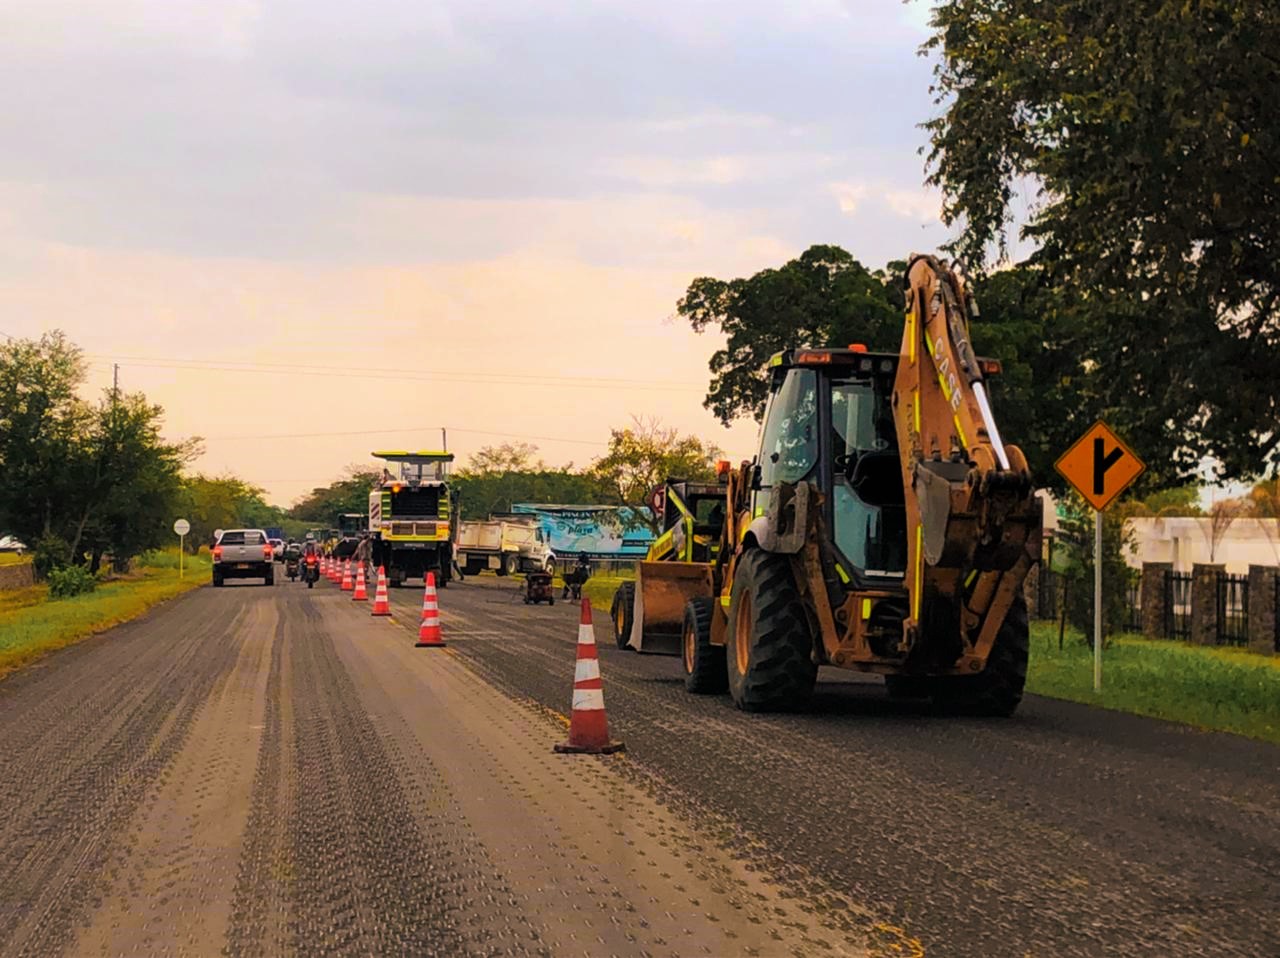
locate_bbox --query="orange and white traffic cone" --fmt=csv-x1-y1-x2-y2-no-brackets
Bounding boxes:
330,557,342,584
554,599,624,754
320,556,328,579
370,566,391,616
415,572,446,647
340,558,353,592
351,562,367,601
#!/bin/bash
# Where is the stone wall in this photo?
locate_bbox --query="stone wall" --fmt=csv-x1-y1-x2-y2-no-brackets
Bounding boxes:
1247,565,1277,656
1190,563,1224,646
0,561,35,591
1140,562,1171,639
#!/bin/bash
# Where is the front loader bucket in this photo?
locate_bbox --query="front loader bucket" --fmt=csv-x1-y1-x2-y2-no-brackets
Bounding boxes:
628,561,713,655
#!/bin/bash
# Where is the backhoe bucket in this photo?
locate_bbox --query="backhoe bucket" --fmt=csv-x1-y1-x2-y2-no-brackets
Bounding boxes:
628,561,714,655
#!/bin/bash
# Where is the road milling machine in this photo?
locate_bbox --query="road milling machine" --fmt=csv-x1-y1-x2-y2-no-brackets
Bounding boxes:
367,451,457,588
619,254,1041,714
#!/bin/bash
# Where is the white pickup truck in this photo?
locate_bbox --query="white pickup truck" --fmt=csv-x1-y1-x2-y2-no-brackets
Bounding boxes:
457,519,555,577
212,529,275,587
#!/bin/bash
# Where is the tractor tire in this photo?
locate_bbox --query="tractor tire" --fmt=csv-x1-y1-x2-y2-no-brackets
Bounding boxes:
610,582,636,650
930,596,1030,717
683,597,727,694
726,549,817,712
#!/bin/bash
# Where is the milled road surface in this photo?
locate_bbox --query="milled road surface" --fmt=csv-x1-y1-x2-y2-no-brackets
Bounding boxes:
386,574,1280,958
2,572,1276,957
0,575,872,957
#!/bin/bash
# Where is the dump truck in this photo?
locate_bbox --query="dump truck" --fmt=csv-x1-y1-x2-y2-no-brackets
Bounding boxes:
610,477,729,654
647,254,1041,715
367,451,457,587
457,517,555,577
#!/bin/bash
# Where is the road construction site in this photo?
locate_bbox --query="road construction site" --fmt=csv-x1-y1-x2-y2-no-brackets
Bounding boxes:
1,573,1276,958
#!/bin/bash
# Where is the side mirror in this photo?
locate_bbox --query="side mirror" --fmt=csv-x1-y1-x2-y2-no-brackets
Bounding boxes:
751,464,763,491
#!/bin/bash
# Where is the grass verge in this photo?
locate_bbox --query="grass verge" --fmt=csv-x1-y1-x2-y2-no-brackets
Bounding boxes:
0,550,210,678
1027,622,1280,745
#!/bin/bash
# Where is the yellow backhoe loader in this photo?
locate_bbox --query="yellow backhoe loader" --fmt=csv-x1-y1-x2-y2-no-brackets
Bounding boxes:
677,254,1042,713
610,475,729,654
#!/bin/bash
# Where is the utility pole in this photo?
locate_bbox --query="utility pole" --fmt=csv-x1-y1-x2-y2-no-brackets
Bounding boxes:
112,363,119,400
442,427,447,452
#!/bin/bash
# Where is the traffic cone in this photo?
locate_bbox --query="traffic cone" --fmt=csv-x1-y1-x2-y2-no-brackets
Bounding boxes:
370,566,391,616
320,556,328,579
340,558,353,592
554,599,624,754
415,572,446,647
351,562,367,601
330,557,341,584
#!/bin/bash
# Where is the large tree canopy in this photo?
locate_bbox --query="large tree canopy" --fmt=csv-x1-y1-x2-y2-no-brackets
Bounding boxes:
925,0,1280,481
678,245,902,425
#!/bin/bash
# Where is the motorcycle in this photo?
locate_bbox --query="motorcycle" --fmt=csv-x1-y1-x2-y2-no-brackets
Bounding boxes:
285,556,300,582
302,553,320,588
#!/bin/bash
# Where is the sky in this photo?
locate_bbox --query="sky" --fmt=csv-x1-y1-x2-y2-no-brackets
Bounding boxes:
0,0,950,506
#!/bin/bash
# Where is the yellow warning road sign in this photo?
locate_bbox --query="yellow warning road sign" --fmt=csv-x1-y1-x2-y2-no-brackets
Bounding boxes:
1055,421,1146,512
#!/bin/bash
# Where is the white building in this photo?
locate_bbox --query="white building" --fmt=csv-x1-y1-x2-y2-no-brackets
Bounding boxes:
1123,517,1280,574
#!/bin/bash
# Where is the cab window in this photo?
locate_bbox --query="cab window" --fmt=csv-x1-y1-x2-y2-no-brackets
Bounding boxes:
758,368,818,488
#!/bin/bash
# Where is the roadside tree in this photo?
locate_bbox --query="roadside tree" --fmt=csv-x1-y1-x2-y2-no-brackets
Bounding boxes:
924,0,1280,483
588,419,721,532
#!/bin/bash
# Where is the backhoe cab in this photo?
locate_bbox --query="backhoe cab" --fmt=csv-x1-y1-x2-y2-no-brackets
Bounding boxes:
684,254,1041,714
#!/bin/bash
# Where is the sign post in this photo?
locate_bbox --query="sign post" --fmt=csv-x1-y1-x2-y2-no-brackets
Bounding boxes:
1055,421,1145,692
173,518,191,579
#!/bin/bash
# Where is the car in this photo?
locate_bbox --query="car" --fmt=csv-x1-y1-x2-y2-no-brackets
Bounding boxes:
269,537,285,561
212,529,275,587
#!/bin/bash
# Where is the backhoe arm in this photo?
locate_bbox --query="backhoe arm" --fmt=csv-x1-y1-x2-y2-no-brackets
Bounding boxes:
891,255,1040,669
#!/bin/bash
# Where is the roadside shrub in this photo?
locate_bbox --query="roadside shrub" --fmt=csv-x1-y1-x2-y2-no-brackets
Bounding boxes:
32,534,71,580
46,564,97,599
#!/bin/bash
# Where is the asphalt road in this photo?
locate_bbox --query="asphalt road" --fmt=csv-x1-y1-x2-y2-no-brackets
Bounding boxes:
388,574,1280,958
0,570,1276,957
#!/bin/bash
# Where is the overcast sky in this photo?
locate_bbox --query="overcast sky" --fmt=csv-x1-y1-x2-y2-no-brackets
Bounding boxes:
1,0,949,505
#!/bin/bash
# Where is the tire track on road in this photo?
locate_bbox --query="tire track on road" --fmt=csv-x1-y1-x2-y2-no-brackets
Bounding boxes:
0,588,249,957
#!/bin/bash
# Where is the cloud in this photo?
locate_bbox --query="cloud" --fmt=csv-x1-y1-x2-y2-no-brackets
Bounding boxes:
830,182,869,214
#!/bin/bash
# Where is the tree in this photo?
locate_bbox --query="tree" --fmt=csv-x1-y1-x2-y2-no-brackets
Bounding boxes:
0,331,92,550
1054,493,1138,645
588,418,721,532
1196,497,1245,563
679,245,902,425
464,442,543,474
0,332,193,569
182,475,276,552
453,444,608,518
288,466,382,523
924,1,1280,483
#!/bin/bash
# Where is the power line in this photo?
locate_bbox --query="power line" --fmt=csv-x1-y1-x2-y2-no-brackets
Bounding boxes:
201,425,607,446
85,353,704,393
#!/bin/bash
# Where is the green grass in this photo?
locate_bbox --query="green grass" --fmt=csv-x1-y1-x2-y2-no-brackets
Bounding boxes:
1027,622,1280,745
0,550,210,678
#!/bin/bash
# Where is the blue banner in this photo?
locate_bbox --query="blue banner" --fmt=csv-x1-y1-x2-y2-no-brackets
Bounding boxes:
510,504,654,558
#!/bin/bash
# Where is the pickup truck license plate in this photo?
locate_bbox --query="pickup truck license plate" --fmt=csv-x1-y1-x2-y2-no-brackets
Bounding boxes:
236,563,250,570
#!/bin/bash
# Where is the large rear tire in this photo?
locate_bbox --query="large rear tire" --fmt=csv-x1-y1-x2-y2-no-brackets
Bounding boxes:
726,550,817,712
610,581,636,650
683,597,727,694
931,596,1030,717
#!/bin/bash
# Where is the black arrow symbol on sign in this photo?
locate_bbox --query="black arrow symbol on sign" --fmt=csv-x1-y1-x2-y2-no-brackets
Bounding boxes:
1094,438,1124,495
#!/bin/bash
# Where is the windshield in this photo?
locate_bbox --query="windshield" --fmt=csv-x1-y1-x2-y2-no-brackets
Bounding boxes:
830,378,906,577
690,495,725,535
758,367,818,488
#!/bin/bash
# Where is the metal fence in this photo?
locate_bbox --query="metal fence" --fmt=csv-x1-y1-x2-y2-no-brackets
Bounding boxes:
1125,580,1142,634
1215,573,1249,646
1164,571,1192,641
1037,568,1059,621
